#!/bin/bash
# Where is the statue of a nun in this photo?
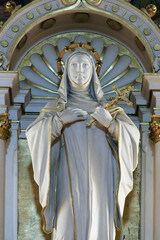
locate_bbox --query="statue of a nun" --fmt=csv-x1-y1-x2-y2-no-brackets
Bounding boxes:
26,51,140,240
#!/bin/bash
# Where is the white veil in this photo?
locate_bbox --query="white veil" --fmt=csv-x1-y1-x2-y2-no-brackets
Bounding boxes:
57,50,106,109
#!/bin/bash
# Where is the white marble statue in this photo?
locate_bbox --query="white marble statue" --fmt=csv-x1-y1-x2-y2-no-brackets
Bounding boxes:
26,51,140,240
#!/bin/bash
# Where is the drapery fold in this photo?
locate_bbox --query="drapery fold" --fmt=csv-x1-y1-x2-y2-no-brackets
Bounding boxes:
26,110,61,233
26,51,140,240
26,105,139,237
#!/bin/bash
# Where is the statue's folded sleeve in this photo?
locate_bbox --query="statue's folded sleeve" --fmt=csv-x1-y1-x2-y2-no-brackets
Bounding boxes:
26,110,62,233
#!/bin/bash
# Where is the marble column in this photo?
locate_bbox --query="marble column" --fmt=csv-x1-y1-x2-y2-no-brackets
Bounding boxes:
0,113,11,240
140,123,154,240
149,115,160,240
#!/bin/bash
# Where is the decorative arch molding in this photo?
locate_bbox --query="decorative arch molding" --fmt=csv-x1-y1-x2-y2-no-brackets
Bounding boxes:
0,0,160,71
0,1,160,240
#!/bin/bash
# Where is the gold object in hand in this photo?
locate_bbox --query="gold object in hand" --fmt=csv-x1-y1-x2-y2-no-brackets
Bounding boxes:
86,85,133,127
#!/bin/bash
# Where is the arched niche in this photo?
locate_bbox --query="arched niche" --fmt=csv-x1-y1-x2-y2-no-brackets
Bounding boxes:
0,0,160,72
0,1,160,240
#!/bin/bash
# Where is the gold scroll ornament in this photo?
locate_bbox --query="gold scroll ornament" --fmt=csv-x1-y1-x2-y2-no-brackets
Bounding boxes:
149,115,160,143
86,85,134,127
0,113,11,141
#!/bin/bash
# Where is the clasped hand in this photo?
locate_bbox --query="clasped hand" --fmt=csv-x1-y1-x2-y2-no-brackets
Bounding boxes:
57,107,87,125
90,106,113,128
57,106,113,128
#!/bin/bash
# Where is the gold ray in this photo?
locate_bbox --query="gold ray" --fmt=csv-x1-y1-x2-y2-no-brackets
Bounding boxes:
103,79,136,95
32,96,58,99
132,89,140,92
25,79,58,94
41,54,60,80
55,45,60,57
31,65,58,87
100,46,106,61
100,55,120,81
102,66,130,89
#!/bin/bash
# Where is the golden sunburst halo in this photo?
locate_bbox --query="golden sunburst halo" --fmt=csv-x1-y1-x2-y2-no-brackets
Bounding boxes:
57,42,102,78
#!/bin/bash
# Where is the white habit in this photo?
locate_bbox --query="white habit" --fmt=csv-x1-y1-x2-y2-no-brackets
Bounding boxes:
26,51,140,240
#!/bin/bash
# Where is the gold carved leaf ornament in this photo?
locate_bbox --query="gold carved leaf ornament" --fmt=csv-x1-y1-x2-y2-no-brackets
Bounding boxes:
149,115,160,143
0,113,11,141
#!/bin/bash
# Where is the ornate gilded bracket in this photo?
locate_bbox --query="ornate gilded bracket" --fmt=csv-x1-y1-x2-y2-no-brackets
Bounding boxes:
149,115,160,143
0,113,11,141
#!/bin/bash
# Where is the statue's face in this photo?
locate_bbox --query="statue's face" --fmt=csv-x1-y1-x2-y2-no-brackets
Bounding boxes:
68,53,92,91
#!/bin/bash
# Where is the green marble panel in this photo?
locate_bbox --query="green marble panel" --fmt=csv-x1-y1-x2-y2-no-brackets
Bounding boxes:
116,149,141,240
18,139,51,240
18,139,141,240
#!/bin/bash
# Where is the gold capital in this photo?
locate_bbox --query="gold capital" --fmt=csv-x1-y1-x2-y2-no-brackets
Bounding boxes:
0,113,11,141
149,115,160,143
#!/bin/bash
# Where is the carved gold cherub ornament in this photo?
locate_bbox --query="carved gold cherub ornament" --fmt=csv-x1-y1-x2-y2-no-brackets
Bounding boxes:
141,4,157,18
6,1,21,14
